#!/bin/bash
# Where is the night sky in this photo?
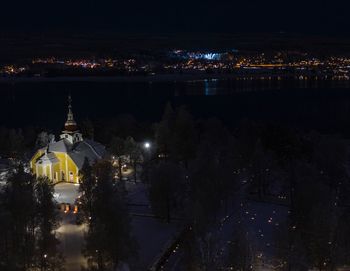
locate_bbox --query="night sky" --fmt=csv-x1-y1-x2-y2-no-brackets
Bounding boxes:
0,0,349,34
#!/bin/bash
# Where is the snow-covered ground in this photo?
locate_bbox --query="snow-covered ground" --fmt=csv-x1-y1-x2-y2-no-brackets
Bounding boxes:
126,181,180,270
1,170,291,271
54,182,81,205
0,163,10,186
53,181,179,271
161,183,289,270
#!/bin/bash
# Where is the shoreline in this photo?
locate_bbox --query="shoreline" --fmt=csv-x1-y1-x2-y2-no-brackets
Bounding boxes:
1,73,350,84
0,74,229,83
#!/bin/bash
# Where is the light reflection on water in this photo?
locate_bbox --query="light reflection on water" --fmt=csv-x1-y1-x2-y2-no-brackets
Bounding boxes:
204,79,218,96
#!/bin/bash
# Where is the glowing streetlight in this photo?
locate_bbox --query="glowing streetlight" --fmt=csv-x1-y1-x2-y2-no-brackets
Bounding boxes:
144,142,151,149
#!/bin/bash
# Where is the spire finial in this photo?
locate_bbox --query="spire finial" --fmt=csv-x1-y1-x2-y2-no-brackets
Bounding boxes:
68,94,72,108
67,94,74,121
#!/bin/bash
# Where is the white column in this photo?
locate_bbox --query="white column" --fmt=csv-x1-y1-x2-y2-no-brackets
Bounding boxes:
65,153,69,182
49,163,53,180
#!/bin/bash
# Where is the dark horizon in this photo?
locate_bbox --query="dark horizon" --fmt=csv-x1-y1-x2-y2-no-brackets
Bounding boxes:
1,0,349,35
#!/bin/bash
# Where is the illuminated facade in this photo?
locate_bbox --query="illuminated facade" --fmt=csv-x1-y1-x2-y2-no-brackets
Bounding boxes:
30,96,106,183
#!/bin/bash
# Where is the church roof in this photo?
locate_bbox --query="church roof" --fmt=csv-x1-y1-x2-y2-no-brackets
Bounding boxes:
37,152,59,165
41,138,106,169
69,140,106,169
48,139,73,153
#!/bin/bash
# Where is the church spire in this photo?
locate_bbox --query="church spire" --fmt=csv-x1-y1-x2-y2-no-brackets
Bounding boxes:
60,94,83,144
63,95,78,133
67,95,74,122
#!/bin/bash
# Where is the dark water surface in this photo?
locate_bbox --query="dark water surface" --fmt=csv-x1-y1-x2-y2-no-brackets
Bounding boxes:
1,79,350,135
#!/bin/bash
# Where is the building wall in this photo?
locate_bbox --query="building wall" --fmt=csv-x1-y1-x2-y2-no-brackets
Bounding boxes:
30,151,80,183
55,152,79,183
30,149,45,173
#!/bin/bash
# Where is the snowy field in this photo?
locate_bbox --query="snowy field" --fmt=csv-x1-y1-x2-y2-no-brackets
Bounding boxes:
126,182,180,270
161,185,289,270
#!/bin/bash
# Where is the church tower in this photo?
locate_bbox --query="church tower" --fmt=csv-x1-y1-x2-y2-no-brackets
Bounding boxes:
60,95,83,144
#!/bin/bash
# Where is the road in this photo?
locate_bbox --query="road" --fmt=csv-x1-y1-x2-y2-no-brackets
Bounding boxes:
54,182,86,271
56,212,87,271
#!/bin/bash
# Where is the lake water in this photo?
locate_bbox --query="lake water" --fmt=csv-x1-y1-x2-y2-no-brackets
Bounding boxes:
1,79,350,135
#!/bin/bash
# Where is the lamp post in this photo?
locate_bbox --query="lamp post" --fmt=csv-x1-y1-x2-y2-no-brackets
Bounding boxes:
41,254,47,271
141,141,153,184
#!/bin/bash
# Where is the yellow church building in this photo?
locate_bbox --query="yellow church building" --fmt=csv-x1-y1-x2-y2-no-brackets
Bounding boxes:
30,96,106,183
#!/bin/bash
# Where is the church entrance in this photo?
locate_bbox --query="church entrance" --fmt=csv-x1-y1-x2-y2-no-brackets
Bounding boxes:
69,171,74,182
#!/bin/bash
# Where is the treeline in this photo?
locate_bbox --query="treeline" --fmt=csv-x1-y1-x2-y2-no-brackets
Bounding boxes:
2,102,350,270
0,127,38,159
70,103,350,270
78,159,137,271
0,113,150,159
141,103,350,270
0,165,63,271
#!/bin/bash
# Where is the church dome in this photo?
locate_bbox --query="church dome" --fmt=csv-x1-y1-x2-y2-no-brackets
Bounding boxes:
64,121,78,133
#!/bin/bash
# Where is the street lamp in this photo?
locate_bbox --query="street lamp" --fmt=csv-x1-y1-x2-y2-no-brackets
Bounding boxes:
143,142,151,149
142,141,152,164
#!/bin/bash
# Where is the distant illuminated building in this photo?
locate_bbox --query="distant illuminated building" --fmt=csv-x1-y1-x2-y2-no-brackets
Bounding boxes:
189,52,222,60
170,49,238,61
